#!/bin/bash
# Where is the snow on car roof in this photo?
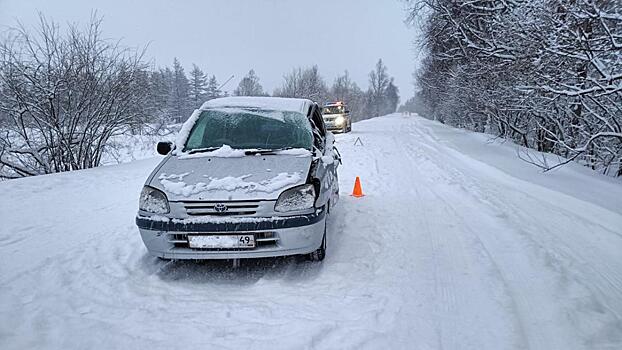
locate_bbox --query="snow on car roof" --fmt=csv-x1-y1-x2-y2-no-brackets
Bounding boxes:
200,96,313,115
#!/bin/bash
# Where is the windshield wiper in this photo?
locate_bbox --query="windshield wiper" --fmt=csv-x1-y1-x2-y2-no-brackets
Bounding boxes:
244,147,293,155
187,147,220,154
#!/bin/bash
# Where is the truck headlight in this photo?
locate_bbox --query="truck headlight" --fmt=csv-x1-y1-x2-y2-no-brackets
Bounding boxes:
274,184,316,212
335,116,345,125
139,186,170,214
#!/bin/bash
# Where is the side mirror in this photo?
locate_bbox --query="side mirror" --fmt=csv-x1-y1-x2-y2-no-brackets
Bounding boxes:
156,141,174,155
345,110,350,114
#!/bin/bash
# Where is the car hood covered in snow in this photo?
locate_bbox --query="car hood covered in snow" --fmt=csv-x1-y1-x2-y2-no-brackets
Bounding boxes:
148,153,312,201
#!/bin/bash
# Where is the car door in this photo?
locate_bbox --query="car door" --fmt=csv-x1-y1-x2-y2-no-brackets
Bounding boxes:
309,105,340,210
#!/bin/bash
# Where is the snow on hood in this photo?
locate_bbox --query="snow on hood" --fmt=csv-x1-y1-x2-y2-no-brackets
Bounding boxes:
149,153,312,201
159,172,302,198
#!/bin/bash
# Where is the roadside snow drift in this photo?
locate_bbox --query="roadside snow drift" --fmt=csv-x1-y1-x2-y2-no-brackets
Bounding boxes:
1,114,622,349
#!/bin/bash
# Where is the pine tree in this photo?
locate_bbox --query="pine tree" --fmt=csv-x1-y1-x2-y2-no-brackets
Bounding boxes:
171,58,190,118
384,78,400,114
205,75,222,100
188,64,207,107
149,69,173,120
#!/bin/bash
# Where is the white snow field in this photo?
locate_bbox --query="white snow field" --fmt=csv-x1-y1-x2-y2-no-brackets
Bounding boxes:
1,113,622,350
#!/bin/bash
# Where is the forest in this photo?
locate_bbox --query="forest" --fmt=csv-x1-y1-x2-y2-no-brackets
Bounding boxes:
406,0,622,176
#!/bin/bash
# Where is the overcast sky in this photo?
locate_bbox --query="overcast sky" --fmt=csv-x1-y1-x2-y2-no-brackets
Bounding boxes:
0,0,418,99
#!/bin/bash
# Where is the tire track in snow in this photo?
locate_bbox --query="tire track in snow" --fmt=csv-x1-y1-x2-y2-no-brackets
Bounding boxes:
400,126,528,350
414,118,622,309
409,117,622,349
341,115,523,349
398,133,464,350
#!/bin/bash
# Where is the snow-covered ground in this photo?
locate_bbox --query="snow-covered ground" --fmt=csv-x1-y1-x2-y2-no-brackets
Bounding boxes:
100,125,180,165
1,114,622,349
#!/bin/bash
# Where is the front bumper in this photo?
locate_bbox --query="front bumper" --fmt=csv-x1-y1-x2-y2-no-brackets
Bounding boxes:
136,208,326,259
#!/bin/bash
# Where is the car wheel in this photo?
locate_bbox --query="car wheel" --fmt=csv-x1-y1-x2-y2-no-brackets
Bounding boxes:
308,220,327,262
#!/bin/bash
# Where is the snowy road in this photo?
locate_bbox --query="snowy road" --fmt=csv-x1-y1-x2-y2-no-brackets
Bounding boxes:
1,114,622,349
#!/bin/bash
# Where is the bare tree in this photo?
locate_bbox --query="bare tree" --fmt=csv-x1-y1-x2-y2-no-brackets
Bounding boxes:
234,69,265,96
329,70,366,121
274,65,329,102
366,59,397,117
0,15,150,179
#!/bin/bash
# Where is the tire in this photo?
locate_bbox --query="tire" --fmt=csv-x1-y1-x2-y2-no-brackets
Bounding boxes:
308,219,327,262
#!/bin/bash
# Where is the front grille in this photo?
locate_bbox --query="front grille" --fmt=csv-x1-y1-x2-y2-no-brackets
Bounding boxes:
181,200,261,216
168,232,278,250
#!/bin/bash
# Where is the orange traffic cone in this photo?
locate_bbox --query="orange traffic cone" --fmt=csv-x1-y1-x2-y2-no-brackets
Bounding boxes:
352,176,365,197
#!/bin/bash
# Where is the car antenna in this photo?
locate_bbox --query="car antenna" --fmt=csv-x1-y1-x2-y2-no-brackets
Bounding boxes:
218,75,235,91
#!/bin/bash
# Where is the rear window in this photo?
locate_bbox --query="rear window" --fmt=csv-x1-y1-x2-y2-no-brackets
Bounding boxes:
184,108,313,151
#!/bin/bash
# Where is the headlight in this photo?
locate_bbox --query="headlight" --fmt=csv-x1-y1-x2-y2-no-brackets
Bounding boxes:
139,186,170,214
274,184,316,212
335,116,345,125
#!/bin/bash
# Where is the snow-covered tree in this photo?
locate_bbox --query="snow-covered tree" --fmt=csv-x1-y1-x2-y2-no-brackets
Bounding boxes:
329,71,365,121
385,78,400,114
365,59,398,117
205,75,222,100
188,64,207,107
170,58,190,118
0,15,150,178
274,65,328,102
408,0,622,176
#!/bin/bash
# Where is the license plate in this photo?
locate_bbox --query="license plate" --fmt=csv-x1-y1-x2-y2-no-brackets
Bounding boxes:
187,235,255,249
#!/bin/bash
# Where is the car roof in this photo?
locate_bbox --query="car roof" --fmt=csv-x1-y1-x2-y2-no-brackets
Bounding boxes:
200,96,314,115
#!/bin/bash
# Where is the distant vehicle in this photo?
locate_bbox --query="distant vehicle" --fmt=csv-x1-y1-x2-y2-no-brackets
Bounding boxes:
136,97,341,261
322,101,352,133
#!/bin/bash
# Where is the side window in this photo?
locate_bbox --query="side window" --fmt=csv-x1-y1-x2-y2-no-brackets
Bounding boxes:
313,107,326,136
309,105,326,152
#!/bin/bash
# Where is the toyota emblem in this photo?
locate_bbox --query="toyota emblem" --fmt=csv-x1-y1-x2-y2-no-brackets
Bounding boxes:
214,203,228,213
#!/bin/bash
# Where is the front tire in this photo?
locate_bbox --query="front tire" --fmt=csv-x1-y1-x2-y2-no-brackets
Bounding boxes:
308,219,327,261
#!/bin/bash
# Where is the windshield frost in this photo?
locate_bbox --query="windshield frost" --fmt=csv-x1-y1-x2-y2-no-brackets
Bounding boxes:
184,108,313,152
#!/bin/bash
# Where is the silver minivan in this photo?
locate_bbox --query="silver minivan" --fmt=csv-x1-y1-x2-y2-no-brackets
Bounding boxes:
136,97,340,261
